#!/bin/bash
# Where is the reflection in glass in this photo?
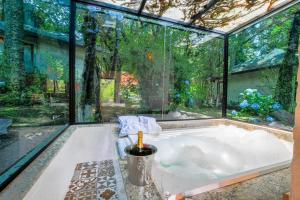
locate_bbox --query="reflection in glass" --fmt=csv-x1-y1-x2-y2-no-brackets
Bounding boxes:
0,0,69,174
227,3,300,130
75,4,224,123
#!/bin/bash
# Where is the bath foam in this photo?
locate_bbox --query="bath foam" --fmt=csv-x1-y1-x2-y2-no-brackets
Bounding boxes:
145,125,293,194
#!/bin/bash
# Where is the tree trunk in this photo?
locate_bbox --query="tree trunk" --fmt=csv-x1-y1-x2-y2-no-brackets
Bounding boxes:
275,10,300,110
113,18,122,103
3,0,25,93
80,11,102,122
136,26,170,113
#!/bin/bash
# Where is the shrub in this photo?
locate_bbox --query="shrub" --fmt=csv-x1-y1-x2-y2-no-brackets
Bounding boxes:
232,89,282,120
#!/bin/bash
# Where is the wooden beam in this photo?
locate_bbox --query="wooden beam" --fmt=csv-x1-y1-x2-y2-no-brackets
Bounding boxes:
190,0,219,23
291,45,300,200
138,0,147,15
283,192,291,200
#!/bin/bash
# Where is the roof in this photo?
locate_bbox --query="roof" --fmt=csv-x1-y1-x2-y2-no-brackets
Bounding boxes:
80,0,299,33
230,48,286,73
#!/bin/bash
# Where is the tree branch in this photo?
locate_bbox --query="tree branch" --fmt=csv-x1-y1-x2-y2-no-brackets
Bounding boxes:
190,0,219,22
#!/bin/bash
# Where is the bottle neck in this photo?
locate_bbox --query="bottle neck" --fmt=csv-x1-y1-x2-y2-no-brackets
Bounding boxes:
137,131,144,149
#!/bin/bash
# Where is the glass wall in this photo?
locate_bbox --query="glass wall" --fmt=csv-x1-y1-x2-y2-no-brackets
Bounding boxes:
75,3,224,123
227,3,300,130
0,0,69,175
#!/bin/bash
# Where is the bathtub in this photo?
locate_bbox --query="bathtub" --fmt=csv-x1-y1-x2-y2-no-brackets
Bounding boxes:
144,119,293,198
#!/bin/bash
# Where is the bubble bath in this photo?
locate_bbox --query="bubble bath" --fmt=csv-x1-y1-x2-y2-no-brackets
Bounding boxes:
143,125,293,195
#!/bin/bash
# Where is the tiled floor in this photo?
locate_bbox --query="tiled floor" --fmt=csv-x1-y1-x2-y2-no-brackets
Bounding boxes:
65,160,120,200
23,125,126,200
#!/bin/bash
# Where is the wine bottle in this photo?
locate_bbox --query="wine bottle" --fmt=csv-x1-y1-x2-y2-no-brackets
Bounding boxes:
126,131,155,156
137,130,144,150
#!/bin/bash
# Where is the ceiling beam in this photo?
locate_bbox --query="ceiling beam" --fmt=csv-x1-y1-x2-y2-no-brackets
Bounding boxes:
190,0,220,24
138,0,147,15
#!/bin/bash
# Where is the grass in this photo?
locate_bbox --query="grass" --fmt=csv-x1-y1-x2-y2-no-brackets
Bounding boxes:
0,104,68,127
179,106,222,118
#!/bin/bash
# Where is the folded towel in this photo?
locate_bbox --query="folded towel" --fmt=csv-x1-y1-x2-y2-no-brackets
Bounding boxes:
138,116,162,135
117,137,131,159
118,115,141,137
118,115,162,137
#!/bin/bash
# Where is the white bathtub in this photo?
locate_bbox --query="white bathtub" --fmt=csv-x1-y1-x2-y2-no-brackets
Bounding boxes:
142,124,293,196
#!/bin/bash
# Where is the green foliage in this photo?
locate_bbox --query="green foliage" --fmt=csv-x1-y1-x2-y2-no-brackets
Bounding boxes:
231,89,282,121
25,0,70,33
100,80,114,102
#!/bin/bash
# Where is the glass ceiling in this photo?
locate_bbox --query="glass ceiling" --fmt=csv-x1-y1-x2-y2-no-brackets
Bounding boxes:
93,0,297,32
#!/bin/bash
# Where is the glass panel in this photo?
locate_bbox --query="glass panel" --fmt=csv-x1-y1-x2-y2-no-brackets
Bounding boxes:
227,3,300,131
0,0,69,175
143,0,210,22
94,0,142,10
75,3,224,123
143,0,293,32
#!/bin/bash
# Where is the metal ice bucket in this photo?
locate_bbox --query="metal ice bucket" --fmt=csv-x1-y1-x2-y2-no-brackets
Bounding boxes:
125,144,157,186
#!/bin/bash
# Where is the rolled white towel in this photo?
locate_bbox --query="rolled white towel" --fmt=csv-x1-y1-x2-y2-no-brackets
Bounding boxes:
117,137,131,159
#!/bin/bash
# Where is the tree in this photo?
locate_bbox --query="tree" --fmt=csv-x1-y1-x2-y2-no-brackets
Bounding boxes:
275,9,300,111
3,0,25,94
113,17,123,103
80,11,102,122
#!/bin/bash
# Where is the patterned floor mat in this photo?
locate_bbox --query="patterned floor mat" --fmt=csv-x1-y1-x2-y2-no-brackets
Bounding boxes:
64,160,127,200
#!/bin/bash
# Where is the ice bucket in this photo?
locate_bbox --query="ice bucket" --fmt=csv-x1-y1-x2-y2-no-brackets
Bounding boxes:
125,144,157,186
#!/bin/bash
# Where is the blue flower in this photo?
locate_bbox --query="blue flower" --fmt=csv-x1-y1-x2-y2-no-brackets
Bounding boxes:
266,116,275,122
245,88,257,96
184,80,190,85
272,103,282,111
175,93,181,98
251,103,260,110
240,100,249,109
187,98,195,107
231,110,238,116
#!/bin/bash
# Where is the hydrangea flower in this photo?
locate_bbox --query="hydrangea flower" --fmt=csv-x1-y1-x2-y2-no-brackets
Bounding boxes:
272,102,282,111
266,116,274,122
231,110,238,116
187,98,195,107
245,88,257,96
175,93,181,98
240,100,249,109
251,103,260,110
184,80,190,85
